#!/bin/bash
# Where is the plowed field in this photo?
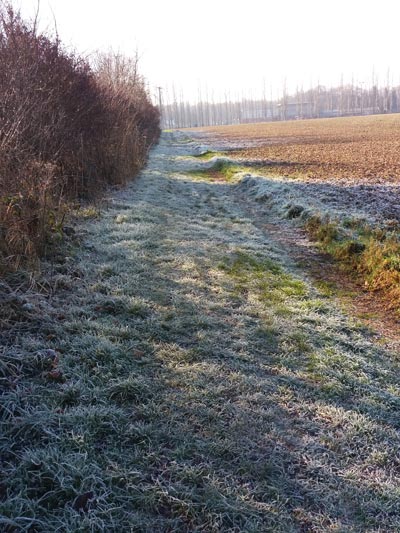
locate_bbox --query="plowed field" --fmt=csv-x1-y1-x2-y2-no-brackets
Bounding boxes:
199,114,400,184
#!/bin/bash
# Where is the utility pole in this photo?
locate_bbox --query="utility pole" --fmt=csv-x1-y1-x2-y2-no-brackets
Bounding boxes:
157,86,163,127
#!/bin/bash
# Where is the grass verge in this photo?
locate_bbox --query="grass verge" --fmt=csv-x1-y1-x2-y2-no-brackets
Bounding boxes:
188,160,246,182
304,214,400,313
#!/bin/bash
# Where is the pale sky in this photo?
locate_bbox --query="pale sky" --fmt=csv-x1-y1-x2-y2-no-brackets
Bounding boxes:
18,0,400,103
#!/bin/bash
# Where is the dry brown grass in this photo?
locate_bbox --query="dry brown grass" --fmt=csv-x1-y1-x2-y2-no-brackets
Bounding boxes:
199,114,400,184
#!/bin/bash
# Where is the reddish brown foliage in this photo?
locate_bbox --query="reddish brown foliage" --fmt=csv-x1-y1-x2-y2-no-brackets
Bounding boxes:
0,4,160,269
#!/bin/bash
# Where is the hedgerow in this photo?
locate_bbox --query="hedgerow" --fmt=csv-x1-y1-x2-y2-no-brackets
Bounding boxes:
0,3,160,270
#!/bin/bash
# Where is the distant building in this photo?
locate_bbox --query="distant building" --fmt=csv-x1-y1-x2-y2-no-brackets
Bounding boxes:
240,103,279,123
277,102,313,120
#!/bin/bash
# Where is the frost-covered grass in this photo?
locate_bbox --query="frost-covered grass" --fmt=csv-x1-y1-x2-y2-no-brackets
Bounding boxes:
192,150,224,160
1,132,400,532
233,172,400,314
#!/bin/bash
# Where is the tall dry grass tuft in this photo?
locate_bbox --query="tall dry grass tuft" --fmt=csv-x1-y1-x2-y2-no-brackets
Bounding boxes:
0,3,160,270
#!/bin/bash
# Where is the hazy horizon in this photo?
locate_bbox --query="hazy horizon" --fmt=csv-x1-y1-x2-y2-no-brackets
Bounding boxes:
18,0,400,104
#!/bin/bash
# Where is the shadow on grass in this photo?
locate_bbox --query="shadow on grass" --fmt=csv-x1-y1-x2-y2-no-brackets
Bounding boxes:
1,147,400,531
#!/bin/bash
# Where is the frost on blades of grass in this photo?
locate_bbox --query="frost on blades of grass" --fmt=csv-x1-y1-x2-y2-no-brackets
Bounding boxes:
236,173,400,313
1,132,400,532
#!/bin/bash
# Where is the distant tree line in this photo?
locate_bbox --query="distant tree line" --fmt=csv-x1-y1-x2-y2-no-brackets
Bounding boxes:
161,81,400,128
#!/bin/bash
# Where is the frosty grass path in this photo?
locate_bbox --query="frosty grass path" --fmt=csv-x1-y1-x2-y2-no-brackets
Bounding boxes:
3,132,400,532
